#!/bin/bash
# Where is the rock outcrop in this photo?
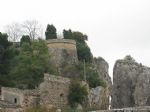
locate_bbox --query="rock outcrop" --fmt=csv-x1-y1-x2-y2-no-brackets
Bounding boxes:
88,57,112,110
94,57,112,88
112,55,150,108
88,86,110,110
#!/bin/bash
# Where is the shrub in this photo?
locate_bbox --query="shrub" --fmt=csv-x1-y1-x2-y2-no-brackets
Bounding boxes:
63,29,93,63
68,80,88,107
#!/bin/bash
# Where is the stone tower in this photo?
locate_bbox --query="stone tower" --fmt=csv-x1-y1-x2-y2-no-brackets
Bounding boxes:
47,39,78,68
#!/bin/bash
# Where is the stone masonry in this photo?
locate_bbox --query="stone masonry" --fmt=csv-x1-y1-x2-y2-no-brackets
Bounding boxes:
1,87,39,108
47,39,78,68
39,73,70,108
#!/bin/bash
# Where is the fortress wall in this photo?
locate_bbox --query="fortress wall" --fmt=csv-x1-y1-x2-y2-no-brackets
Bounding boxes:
1,87,39,108
39,74,70,108
47,39,78,67
1,87,24,106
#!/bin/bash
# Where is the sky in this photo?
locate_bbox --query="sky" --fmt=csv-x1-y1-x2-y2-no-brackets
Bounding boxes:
0,0,150,77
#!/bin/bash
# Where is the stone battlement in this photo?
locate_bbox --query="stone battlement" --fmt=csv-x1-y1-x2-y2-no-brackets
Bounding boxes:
47,39,76,45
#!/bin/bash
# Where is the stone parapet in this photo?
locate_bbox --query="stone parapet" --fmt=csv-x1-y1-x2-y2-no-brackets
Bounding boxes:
47,39,76,45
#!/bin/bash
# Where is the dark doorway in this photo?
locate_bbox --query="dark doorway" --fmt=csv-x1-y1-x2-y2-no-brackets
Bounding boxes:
14,98,17,104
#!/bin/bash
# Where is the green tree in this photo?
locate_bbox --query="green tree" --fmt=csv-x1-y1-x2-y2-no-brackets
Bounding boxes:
63,30,92,62
86,69,106,88
0,32,17,86
0,33,10,49
45,24,57,39
0,33,10,85
9,40,52,89
63,29,72,39
20,35,31,46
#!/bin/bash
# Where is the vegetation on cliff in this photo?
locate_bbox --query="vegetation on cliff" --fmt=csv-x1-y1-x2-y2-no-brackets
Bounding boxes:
0,22,106,90
45,24,57,40
68,80,88,107
0,32,18,87
10,40,55,89
63,29,93,63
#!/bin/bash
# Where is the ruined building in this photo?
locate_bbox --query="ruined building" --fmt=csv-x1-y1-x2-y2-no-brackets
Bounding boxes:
47,39,78,67
0,74,71,112
0,39,112,111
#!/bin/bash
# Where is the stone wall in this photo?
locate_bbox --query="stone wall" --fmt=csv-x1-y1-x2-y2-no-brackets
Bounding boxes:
1,87,39,108
0,107,22,112
23,90,40,108
97,106,150,112
39,73,70,108
1,88,24,106
47,39,78,68
0,100,22,112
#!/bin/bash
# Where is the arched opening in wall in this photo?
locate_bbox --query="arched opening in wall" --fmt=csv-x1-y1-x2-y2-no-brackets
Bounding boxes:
14,98,17,104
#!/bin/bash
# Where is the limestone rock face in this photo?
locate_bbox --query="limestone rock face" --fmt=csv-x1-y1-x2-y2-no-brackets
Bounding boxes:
88,86,110,110
94,57,112,88
112,55,150,108
134,67,150,106
88,57,112,110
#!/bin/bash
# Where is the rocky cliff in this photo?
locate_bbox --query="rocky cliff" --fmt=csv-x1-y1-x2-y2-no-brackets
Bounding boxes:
88,57,112,110
88,86,110,110
112,55,150,108
94,57,112,88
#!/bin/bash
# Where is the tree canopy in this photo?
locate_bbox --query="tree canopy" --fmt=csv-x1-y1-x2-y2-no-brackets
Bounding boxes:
45,24,57,40
63,29,92,62
0,32,17,86
9,40,54,89
20,35,31,46
68,80,88,107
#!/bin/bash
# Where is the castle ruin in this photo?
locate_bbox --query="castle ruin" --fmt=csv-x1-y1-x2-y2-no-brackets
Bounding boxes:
47,39,78,68
0,74,71,112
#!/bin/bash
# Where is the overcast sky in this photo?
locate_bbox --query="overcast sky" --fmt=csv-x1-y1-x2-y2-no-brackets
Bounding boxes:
0,0,150,77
